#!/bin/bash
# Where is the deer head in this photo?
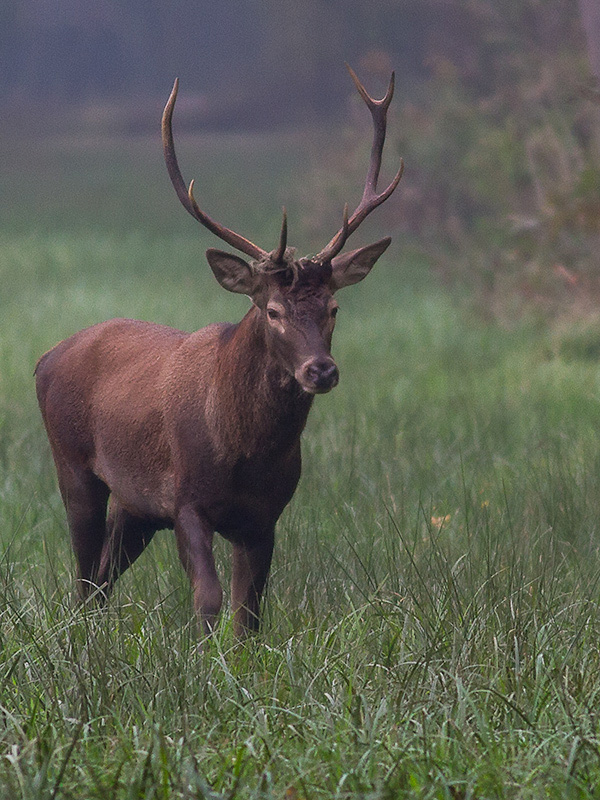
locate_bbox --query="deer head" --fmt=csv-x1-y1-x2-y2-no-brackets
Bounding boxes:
162,65,403,395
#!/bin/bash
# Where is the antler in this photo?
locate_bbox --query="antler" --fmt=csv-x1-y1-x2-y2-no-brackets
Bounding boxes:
271,207,288,264
162,78,269,262
316,64,404,264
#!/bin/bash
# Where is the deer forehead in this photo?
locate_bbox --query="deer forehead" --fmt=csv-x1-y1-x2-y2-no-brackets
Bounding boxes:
265,276,334,312
255,259,328,301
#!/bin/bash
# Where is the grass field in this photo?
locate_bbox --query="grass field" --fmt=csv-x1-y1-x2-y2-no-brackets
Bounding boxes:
2,130,600,798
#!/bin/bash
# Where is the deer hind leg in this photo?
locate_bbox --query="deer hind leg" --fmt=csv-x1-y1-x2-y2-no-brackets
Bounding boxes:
55,465,110,600
231,529,275,637
96,499,158,597
174,505,223,636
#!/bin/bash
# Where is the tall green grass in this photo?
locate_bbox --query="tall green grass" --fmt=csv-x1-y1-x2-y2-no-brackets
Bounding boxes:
2,132,600,797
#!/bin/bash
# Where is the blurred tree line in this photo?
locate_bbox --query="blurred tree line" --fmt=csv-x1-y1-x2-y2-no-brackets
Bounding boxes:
0,0,455,125
3,0,593,120
393,0,600,318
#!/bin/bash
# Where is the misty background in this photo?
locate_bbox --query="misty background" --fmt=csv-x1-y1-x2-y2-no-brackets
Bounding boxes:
1,0,599,314
1,0,597,130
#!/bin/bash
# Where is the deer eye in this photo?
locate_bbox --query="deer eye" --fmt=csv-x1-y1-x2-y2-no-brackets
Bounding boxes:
267,306,282,320
331,305,339,318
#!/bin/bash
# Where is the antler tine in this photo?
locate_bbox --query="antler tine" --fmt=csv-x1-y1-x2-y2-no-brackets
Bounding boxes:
346,63,395,112
162,78,267,262
271,207,288,264
316,66,403,264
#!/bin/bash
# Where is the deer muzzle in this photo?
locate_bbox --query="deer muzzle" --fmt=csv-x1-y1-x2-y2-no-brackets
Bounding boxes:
296,357,339,394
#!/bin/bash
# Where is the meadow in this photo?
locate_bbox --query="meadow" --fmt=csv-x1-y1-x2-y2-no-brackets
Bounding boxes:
2,128,600,799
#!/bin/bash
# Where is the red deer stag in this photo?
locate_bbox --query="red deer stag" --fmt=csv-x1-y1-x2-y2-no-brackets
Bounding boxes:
35,66,403,637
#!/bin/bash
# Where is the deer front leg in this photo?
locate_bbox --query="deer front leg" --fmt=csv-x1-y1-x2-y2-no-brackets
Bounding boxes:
174,506,223,636
231,529,274,637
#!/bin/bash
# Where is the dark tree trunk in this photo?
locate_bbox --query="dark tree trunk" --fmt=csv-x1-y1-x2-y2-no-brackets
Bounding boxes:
579,0,600,81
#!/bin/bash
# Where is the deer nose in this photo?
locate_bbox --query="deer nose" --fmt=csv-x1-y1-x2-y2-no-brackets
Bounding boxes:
300,358,339,394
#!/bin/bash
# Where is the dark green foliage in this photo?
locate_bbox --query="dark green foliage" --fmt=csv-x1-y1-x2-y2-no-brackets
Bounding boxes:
391,0,600,316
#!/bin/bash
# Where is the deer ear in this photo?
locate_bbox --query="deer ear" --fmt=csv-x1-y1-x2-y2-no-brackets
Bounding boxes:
206,248,255,295
330,238,391,291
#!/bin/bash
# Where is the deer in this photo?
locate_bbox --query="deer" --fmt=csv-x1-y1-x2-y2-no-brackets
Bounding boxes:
35,65,403,638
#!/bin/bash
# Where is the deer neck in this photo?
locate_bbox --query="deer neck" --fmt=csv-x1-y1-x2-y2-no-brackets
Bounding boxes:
215,307,313,457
